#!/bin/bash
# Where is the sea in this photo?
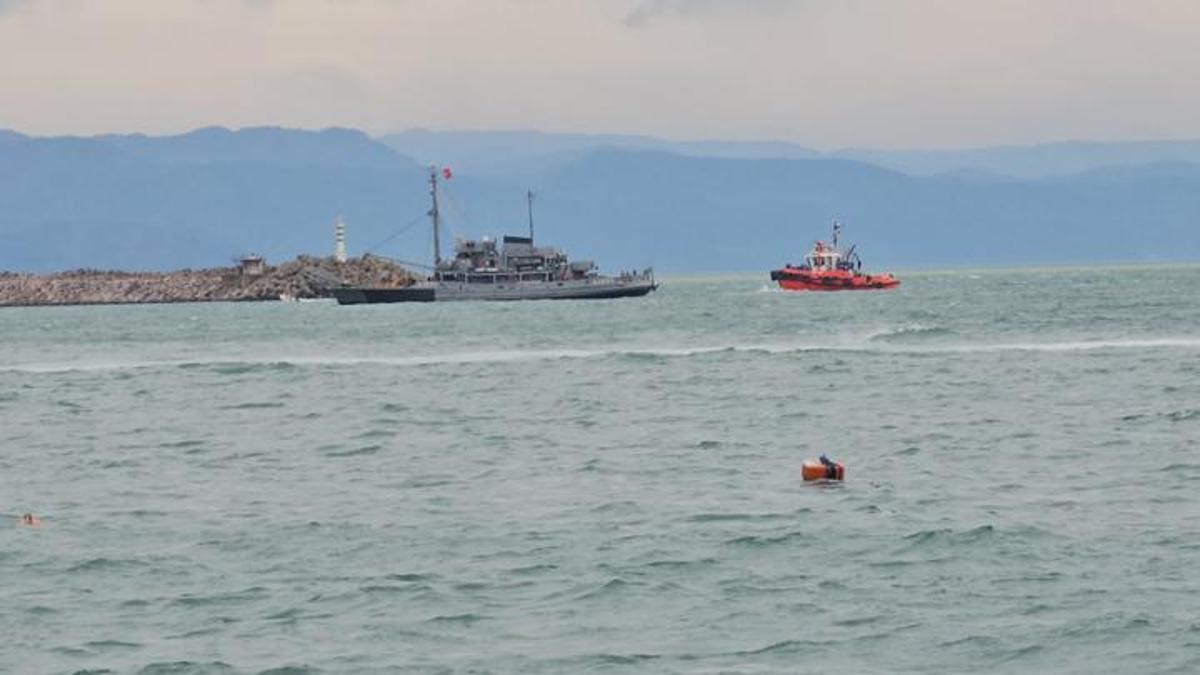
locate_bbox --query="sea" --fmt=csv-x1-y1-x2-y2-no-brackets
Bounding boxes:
2,265,1199,674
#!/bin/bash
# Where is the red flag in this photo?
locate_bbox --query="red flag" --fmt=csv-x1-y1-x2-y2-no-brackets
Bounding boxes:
442,166,453,180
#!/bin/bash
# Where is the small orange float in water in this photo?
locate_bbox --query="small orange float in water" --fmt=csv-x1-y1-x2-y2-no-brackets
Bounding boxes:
802,455,845,481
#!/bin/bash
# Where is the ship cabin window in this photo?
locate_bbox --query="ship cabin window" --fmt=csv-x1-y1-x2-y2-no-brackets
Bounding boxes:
468,274,495,284
809,254,837,270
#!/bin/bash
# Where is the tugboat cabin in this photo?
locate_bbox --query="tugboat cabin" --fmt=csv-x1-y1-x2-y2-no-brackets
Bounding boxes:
803,242,861,272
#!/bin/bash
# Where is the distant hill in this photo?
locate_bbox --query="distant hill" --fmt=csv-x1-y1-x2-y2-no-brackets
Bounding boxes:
497,149,1200,271
1,127,1198,272
97,126,403,168
0,127,436,271
378,129,821,179
0,130,27,145
837,139,1200,179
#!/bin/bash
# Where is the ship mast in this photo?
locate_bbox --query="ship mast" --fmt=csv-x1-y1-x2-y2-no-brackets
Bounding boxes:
527,189,535,243
429,165,441,267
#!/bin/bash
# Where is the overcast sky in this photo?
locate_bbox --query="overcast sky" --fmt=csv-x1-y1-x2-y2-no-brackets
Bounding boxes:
1,0,1198,149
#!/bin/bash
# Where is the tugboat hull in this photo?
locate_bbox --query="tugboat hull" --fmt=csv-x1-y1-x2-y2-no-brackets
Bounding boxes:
770,268,899,291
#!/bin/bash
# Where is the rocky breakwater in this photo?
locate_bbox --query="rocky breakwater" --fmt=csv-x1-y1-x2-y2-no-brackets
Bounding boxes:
0,255,418,307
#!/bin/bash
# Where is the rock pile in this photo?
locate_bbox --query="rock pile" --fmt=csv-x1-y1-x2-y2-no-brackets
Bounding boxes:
0,255,419,307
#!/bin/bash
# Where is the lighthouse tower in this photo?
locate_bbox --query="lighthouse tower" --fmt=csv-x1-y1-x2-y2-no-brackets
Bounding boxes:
333,216,347,263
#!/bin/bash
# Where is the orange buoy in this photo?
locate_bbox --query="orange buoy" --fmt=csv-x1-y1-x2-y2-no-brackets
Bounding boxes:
802,455,845,481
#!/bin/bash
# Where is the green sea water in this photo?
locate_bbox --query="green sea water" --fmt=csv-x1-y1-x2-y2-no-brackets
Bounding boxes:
2,266,1199,674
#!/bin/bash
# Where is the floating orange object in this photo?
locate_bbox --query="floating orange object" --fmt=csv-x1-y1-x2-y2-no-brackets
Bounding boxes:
802,455,845,481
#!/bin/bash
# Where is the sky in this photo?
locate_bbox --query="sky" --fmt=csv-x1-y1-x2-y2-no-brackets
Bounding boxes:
1,0,1199,149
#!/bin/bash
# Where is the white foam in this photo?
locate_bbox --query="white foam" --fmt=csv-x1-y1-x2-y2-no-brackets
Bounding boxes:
3,337,1197,374
938,337,1200,354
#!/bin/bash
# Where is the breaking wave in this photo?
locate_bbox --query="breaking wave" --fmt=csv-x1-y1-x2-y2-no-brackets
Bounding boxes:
868,325,957,343
5,336,1200,374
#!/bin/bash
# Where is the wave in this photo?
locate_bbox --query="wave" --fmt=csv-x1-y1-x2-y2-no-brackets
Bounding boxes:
903,525,995,546
125,662,236,675
1165,409,1200,423
83,640,141,650
583,653,661,665
685,512,790,523
219,401,285,410
573,577,639,601
868,325,957,343
725,530,809,547
1,346,758,373
540,653,661,671
323,444,382,458
643,557,719,570
5,335,1200,374
66,557,151,573
384,572,436,582
426,613,487,625
954,337,1200,353
170,586,268,608
1120,408,1200,426
898,524,1060,554
179,361,298,375
734,639,827,656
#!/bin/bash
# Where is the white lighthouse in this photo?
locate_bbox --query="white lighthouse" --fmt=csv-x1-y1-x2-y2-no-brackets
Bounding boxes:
333,216,347,263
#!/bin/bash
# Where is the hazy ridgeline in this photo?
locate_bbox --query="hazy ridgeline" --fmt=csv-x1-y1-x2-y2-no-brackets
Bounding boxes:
2,127,1199,273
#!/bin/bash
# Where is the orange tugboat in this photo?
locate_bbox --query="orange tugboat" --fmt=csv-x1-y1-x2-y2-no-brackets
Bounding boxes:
770,220,899,291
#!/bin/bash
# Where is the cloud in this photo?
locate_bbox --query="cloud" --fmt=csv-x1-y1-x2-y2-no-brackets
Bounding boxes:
623,0,792,27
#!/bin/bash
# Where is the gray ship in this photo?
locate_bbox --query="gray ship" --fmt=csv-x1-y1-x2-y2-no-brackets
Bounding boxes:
332,167,657,304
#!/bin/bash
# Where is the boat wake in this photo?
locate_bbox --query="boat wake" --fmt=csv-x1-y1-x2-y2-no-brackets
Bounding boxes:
5,336,1200,374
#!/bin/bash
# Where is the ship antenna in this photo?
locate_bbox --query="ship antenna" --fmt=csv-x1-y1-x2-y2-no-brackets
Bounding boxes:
832,219,841,249
527,189,535,243
429,165,441,267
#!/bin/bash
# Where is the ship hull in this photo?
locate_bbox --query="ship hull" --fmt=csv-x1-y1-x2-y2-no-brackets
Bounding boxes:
330,287,436,304
332,279,657,304
770,268,899,291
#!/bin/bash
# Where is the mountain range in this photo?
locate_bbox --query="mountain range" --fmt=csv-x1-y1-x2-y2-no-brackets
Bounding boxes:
380,129,1200,180
2,127,1197,273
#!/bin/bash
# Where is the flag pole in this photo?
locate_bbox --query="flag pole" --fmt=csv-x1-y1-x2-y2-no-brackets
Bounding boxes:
527,190,535,243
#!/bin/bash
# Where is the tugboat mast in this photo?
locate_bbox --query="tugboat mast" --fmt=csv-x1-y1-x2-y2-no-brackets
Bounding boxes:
429,165,441,267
